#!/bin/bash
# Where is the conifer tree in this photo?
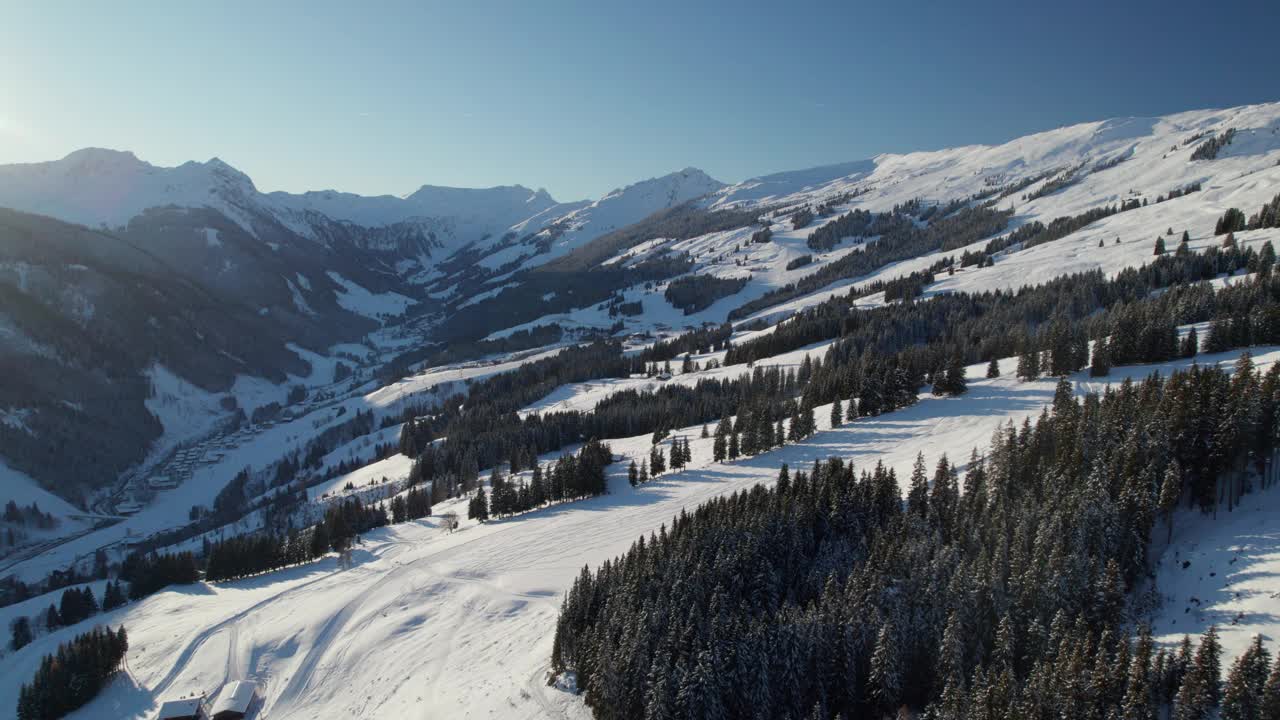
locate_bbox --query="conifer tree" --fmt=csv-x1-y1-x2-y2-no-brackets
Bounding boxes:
869,623,901,715
1017,345,1040,380
1222,635,1271,720
1260,241,1277,276
650,445,666,475
1261,656,1280,720
1155,236,1167,255
629,460,639,487
830,398,843,428
1176,626,1223,720
468,487,489,522
1123,625,1156,720
669,440,685,470
907,452,929,517
1207,318,1232,354
9,616,31,651
986,358,1000,378
1182,327,1200,358
1091,336,1112,376
16,625,128,720
942,355,966,395
1160,463,1182,543
405,486,431,519
309,521,330,558
101,581,125,611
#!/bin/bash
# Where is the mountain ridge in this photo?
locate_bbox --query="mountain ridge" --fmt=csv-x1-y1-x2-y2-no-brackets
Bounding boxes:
3,99,1280,506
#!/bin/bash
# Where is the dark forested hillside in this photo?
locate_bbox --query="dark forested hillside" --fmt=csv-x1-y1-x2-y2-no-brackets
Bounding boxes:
553,357,1280,719
0,209,309,499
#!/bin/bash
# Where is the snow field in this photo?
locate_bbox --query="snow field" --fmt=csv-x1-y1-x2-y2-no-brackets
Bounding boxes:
10,345,1277,718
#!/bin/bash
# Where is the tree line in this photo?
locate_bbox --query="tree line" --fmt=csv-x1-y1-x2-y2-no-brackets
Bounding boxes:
552,358,1280,719
16,625,128,720
469,440,613,522
732,202,1012,320
664,275,751,315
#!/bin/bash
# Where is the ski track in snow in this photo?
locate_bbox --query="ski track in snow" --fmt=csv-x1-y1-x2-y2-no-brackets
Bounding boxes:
6,348,1280,718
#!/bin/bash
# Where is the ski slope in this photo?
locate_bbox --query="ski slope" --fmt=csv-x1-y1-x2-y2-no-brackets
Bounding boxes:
7,346,1279,719
482,101,1280,339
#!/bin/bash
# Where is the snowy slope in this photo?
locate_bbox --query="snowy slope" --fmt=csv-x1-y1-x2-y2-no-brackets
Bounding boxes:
9,101,1280,567
1150,482,1280,665
712,103,1280,218
474,167,726,272
0,149,568,254
271,183,562,230
5,100,1280,720
481,102,1280,339
8,347,1277,719
0,343,569,585
0,462,83,522
0,149,266,231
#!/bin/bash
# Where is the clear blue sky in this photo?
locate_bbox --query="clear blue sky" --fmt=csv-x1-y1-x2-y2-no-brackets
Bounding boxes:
2,0,1276,201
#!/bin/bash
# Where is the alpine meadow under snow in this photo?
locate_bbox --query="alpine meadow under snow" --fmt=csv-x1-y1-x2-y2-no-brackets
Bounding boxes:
3,100,1280,718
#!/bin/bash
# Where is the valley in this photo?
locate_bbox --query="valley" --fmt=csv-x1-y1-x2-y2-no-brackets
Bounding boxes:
4,100,1280,718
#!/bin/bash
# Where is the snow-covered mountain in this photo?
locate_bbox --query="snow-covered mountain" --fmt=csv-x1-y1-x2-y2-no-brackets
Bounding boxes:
716,103,1280,216
0,150,739,304
3,101,1280,505
5,99,1280,720
272,183,560,228
0,148,568,253
475,167,726,271
464,101,1280,339
0,148,262,232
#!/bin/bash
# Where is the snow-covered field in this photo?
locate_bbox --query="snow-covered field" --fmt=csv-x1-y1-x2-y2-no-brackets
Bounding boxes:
6,346,1278,719
1151,482,1280,664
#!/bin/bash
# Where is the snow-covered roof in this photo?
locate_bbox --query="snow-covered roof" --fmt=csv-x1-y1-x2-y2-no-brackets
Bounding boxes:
156,696,203,718
210,680,256,714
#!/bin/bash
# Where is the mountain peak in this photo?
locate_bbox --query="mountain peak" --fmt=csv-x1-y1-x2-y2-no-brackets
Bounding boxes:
599,167,725,205
675,166,716,180
58,147,145,171
200,156,257,192
404,182,538,201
